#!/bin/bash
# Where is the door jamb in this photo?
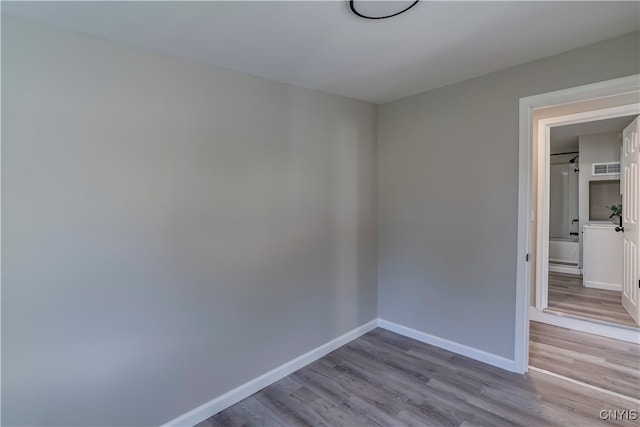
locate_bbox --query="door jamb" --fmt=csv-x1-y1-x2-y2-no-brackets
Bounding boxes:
515,74,640,374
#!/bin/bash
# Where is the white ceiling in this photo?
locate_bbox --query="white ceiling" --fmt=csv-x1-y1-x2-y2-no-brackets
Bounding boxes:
550,115,637,154
3,1,639,104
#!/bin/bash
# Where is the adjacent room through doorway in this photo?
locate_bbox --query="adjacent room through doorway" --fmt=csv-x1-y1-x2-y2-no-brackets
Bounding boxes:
519,83,640,405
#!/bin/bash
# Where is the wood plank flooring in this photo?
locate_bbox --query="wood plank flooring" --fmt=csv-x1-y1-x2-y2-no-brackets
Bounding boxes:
548,272,638,328
199,328,639,427
529,321,640,401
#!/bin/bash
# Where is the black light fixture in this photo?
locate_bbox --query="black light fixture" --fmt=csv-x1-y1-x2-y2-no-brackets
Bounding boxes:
349,0,420,20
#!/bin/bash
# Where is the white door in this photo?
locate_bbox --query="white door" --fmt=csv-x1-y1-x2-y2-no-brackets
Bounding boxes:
621,116,640,325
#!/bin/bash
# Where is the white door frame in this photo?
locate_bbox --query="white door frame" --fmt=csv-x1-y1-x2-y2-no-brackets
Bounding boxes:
514,74,640,374
536,104,640,310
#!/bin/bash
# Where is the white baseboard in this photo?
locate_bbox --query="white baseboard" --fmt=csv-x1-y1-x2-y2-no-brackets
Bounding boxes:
164,318,526,426
548,264,581,276
529,307,639,343
584,280,622,291
377,319,515,372
161,319,379,427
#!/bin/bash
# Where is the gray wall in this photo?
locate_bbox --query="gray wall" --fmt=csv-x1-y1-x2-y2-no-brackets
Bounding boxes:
2,15,377,426
377,31,640,359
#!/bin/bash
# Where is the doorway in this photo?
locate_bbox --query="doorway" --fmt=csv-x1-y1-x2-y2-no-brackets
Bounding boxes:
518,82,640,402
514,75,640,374
542,115,639,329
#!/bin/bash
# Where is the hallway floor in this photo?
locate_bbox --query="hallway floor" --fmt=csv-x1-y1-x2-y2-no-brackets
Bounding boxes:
529,321,640,400
547,272,638,328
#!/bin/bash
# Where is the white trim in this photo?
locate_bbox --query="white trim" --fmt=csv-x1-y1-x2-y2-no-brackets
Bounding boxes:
515,95,533,374
539,104,640,128
520,75,640,110
536,121,551,309
516,75,640,374
583,280,622,291
529,307,639,343
377,319,515,372
0,38,3,427
528,367,640,405
548,264,581,276
161,319,379,427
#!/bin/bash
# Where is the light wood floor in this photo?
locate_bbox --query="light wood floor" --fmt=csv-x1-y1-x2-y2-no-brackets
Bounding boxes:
199,328,638,427
548,272,638,328
529,321,640,400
